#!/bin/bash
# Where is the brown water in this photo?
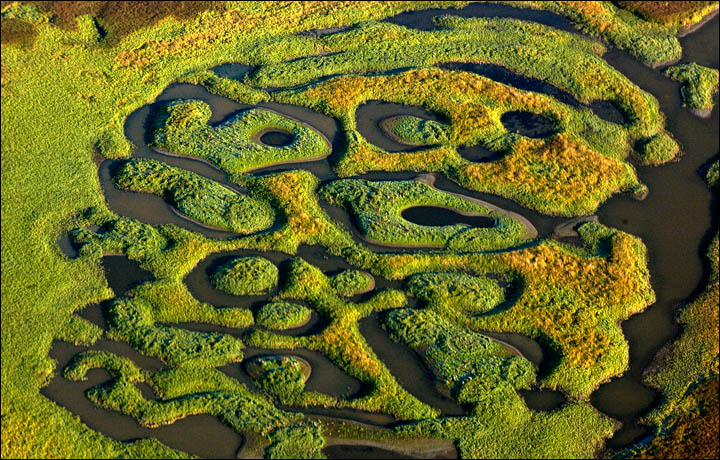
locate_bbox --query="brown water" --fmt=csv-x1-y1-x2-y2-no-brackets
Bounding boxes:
48,5,719,456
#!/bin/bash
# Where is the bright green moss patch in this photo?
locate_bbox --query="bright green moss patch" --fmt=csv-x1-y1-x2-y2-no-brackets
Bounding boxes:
211,256,279,296
152,99,331,174
330,270,374,296
318,178,529,249
385,308,532,392
380,115,449,146
106,296,244,367
405,273,505,315
665,63,720,112
256,301,313,330
114,159,275,233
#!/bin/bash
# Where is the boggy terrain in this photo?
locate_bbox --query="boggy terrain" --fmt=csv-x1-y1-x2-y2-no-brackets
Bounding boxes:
2,1,718,459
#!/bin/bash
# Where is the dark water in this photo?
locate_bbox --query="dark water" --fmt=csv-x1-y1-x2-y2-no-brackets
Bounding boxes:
457,143,505,163
211,63,251,81
519,389,566,411
259,130,294,146
50,4,719,455
325,445,414,459
401,206,495,228
356,101,445,152
101,255,154,296
500,111,558,138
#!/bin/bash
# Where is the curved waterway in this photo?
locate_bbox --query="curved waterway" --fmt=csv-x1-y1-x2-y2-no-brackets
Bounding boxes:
382,5,718,448
51,5,719,456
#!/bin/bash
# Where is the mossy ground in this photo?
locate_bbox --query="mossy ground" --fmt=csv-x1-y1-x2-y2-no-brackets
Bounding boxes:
1,1,716,458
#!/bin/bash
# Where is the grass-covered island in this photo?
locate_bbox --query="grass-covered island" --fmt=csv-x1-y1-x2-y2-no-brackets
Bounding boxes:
2,1,718,459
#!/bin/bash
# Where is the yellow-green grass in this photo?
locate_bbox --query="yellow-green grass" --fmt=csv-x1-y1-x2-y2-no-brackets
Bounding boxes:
256,301,313,330
2,3,482,456
151,100,332,174
665,63,720,112
318,178,530,249
210,256,279,296
267,66,656,216
114,158,275,233
1,1,676,458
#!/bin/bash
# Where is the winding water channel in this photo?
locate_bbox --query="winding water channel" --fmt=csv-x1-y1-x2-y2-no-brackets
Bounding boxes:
49,4,718,457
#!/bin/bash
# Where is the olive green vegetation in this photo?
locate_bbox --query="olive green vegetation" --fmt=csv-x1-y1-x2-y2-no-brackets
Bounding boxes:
211,256,279,296
152,99,331,174
330,270,374,296
405,272,505,315
114,158,275,233
245,258,439,419
245,355,309,398
381,115,449,145
318,178,530,249
706,159,719,187
385,308,615,458
265,422,325,459
256,301,313,330
665,62,720,112
1,1,681,458
63,349,303,435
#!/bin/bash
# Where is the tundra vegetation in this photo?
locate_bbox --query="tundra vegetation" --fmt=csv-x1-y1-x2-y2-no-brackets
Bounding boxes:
2,1,717,459
664,63,720,112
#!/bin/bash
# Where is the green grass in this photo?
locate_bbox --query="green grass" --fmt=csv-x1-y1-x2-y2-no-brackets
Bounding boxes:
1,1,681,457
152,99,331,174
330,270,374,296
386,308,614,458
665,62,720,112
381,115,449,145
404,272,505,315
318,178,530,248
211,256,279,296
256,301,313,330
246,355,309,398
114,158,275,233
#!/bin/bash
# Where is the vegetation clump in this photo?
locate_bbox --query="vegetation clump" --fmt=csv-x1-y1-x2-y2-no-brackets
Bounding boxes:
114,159,275,233
211,256,279,296
665,63,720,113
386,309,614,458
330,270,374,296
266,422,325,459
405,272,505,315
380,115,449,146
246,355,310,397
256,301,313,330
152,100,331,174
319,178,530,249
